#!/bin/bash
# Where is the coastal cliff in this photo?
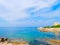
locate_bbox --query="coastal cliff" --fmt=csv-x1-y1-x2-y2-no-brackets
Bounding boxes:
38,22,60,32
38,28,60,32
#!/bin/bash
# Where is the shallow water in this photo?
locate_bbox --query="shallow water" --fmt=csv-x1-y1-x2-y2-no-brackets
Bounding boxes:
0,27,56,41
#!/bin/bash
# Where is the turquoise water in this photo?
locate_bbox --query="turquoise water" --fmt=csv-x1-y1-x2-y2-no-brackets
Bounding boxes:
0,27,55,41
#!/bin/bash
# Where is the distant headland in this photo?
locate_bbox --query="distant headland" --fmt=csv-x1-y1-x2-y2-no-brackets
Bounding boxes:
38,22,60,32
44,22,60,28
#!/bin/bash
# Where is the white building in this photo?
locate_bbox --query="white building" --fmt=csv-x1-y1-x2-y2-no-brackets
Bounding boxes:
53,22,60,26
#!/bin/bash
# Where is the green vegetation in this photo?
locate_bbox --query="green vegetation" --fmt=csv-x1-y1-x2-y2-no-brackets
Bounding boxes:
44,25,60,28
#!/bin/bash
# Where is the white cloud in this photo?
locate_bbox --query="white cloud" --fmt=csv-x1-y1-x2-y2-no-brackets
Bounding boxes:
35,8,60,18
0,0,59,27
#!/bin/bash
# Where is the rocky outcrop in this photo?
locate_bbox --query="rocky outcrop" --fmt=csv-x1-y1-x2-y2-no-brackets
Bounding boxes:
38,28,60,33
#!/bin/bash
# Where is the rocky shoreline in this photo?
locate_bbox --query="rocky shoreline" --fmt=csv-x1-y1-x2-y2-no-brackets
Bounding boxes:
38,28,60,32
0,38,29,45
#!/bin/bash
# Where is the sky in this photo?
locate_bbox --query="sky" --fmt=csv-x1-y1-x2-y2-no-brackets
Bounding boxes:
0,0,60,27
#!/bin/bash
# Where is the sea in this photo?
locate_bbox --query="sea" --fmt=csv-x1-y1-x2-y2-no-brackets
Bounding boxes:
0,27,56,41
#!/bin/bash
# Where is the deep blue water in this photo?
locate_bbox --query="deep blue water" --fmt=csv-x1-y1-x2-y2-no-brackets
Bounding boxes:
0,27,55,41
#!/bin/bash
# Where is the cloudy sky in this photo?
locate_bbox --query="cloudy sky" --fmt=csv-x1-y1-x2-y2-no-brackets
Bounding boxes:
0,0,60,27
